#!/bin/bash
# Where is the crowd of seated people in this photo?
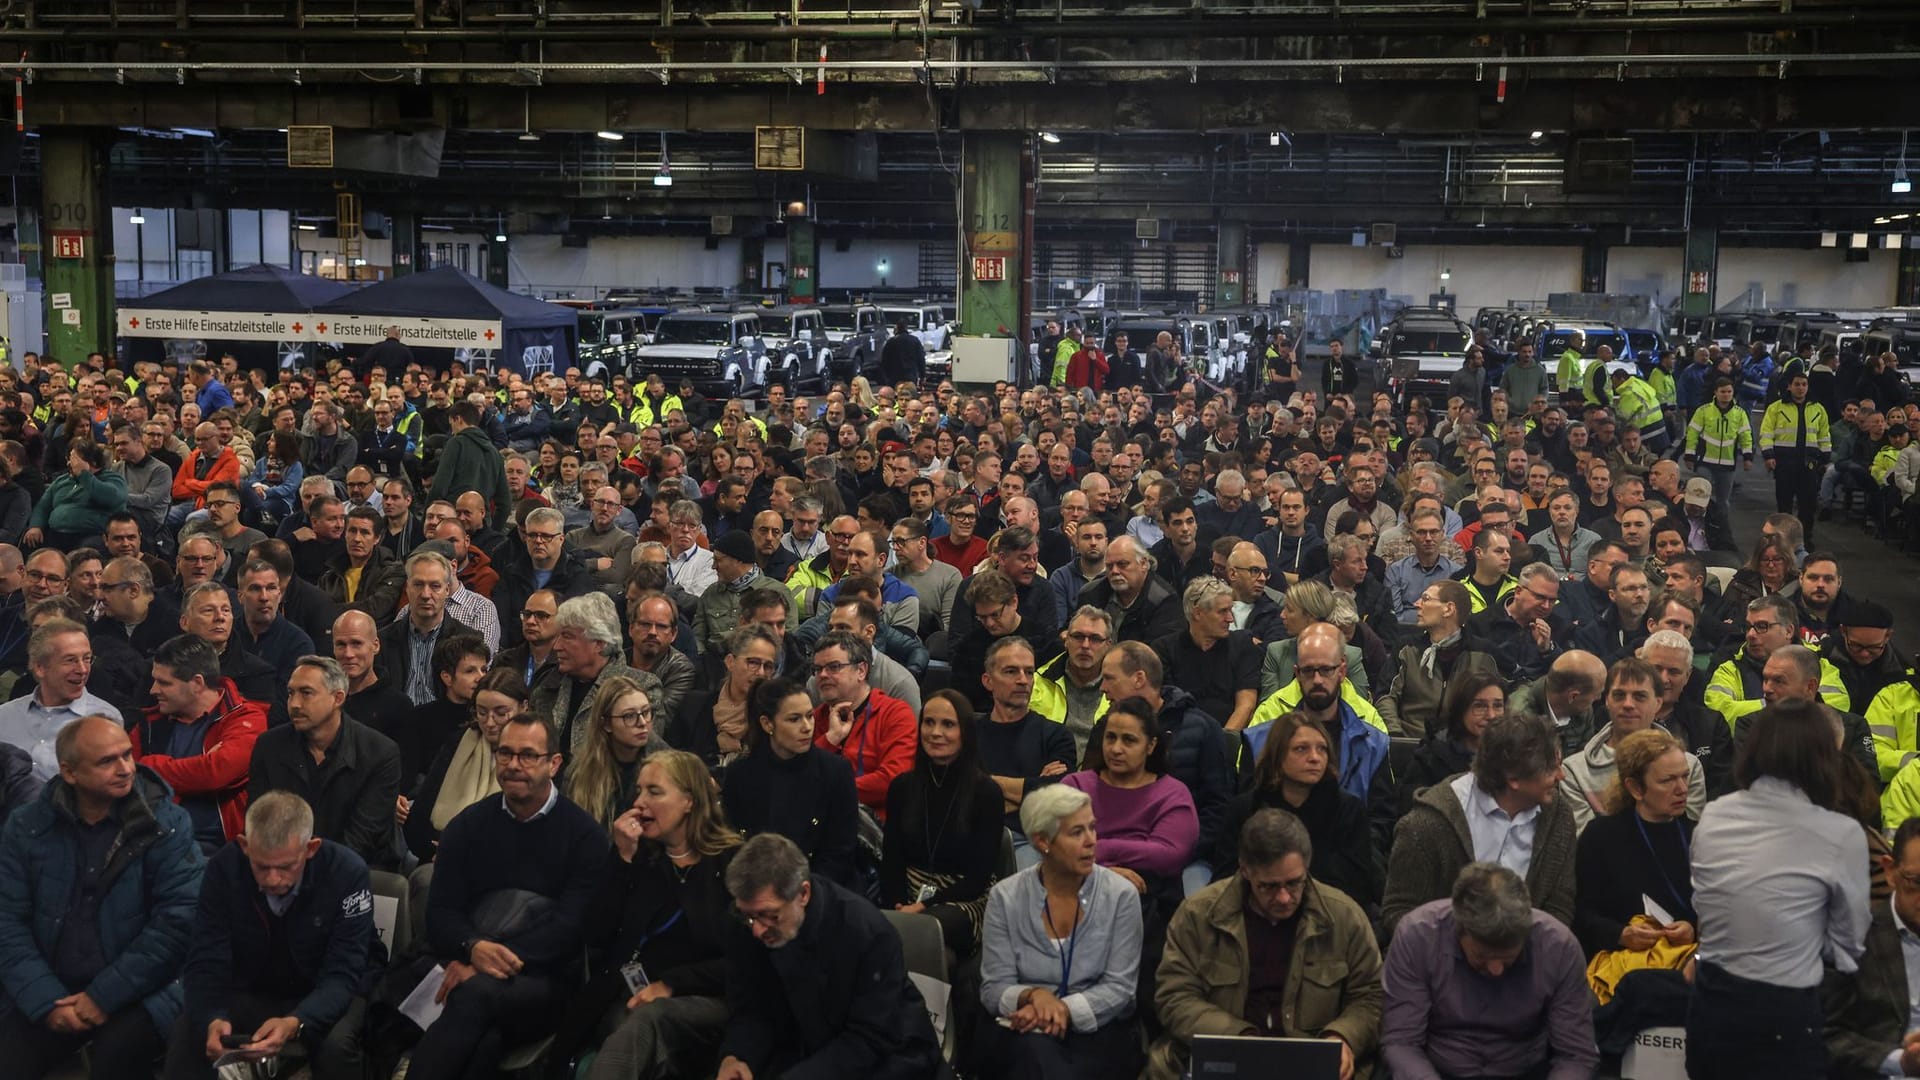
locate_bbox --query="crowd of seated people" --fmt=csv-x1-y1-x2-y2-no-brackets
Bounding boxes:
0,339,1911,1079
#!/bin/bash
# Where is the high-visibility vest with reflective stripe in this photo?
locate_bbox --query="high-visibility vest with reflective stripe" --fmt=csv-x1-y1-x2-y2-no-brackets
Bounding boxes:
1683,402,1754,468
1613,376,1667,449
1873,444,1901,485
1758,399,1833,460
1705,648,1851,732
1867,675,1920,783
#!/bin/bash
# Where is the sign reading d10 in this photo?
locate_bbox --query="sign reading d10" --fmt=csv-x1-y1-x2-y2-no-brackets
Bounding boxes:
972,256,1006,282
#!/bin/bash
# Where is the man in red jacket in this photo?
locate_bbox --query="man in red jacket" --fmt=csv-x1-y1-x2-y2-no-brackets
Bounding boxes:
1066,336,1110,394
164,421,242,531
809,630,916,821
130,634,268,853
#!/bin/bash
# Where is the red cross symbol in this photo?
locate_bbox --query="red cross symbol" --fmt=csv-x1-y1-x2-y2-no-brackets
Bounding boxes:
316,322,328,334
127,317,140,329
483,329,496,341
291,322,304,333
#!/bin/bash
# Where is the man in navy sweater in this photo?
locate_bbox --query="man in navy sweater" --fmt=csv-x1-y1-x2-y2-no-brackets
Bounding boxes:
409,713,605,1080
165,790,374,1080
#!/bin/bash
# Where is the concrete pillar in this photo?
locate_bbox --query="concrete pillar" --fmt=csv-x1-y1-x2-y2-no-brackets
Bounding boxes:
1582,237,1609,294
38,132,114,365
1897,244,1920,306
1216,221,1247,306
1288,240,1311,289
1682,219,1718,318
741,235,765,295
785,218,817,303
957,131,1026,338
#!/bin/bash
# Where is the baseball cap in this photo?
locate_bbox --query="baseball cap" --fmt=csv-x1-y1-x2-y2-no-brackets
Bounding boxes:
1683,477,1713,507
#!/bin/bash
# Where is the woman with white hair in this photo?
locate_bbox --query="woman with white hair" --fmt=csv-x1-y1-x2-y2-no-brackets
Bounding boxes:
975,785,1144,1079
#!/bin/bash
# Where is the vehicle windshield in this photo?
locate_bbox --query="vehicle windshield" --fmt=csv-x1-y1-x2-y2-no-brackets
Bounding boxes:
821,309,861,331
576,314,607,343
1627,331,1659,354
884,309,924,329
1390,327,1468,355
758,315,792,335
1114,324,1174,349
652,318,732,346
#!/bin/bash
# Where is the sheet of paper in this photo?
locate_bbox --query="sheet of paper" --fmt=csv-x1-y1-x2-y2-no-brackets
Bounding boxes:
399,964,448,1031
1642,894,1676,927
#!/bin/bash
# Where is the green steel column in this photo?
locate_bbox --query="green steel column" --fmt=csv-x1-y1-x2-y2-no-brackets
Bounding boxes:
958,131,1025,338
786,218,817,303
39,133,114,366
1216,221,1247,306
1682,220,1719,318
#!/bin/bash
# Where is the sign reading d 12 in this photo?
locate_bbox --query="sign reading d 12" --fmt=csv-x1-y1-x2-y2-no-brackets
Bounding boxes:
972,256,1006,282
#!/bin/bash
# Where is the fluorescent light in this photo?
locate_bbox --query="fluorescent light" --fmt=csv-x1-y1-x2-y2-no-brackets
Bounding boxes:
128,212,145,224
1895,178,1913,194
596,130,623,141
518,131,540,142
1893,213,1913,221
1876,217,1892,224
297,223,318,231
1529,129,1546,140
1039,131,1060,144
494,232,507,242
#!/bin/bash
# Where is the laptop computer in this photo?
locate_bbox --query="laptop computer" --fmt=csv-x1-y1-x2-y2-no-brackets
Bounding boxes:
1190,1033,1342,1080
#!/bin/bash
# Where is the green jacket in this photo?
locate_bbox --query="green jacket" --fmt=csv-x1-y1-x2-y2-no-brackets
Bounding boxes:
1758,398,1833,464
1648,365,1678,408
1148,876,1383,1080
29,468,127,536
1612,375,1665,447
1684,401,1755,468
427,425,513,530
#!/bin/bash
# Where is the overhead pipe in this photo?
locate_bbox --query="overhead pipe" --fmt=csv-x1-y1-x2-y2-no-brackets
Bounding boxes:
12,8,1920,41
15,51,1920,75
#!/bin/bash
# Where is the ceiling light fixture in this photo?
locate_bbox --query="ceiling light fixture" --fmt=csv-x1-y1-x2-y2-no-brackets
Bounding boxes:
494,214,507,243
297,223,317,231
1440,267,1452,281
1039,131,1060,144
518,92,540,141
654,132,673,187
1529,129,1545,140
596,130,623,141
1896,131,1912,193
1269,131,1281,146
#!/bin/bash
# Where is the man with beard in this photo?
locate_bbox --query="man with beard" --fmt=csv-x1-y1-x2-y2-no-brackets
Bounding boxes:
566,486,637,595
1570,562,1653,665
624,590,696,726
1148,497,1212,593
246,656,401,868
1792,552,1848,647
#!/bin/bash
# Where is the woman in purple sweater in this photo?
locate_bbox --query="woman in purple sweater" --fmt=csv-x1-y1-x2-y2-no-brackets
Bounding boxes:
1060,697,1199,895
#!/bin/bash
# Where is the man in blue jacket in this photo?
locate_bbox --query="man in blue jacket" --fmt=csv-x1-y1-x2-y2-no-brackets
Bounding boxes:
0,714,204,1079
164,790,375,1080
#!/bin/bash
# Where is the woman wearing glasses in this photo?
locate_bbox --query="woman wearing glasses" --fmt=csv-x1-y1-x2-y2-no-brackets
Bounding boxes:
568,674,672,834
547,750,742,1080
1213,711,1380,908
975,784,1144,1079
403,667,529,862
719,676,860,887
1396,672,1507,817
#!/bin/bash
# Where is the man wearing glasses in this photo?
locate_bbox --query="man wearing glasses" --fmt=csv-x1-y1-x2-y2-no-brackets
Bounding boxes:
492,508,590,650
662,499,718,602
1466,561,1564,684
786,514,859,622
0,617,122,779
247,655,402,869
808,630,917,820
163,421,240,533
198,482,268,578
413,713,605,1080
1246,624,1396,848
715,833,942,1080
624,590,695,724
929,495,987,572
566,485,637,595
779,495,829,563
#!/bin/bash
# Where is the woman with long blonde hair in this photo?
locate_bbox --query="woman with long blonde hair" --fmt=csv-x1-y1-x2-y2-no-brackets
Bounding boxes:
566,674,670,834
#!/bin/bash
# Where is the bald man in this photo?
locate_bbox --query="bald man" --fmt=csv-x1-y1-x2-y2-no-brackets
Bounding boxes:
333,609,412,740
1510,649,1609,758
567,485,637,594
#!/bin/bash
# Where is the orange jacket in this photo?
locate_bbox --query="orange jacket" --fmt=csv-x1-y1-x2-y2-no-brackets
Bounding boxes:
170,447,241,507
131,678,269,843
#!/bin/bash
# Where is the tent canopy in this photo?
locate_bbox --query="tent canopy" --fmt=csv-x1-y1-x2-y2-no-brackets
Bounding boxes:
313,267,575,376
133,264,357,312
